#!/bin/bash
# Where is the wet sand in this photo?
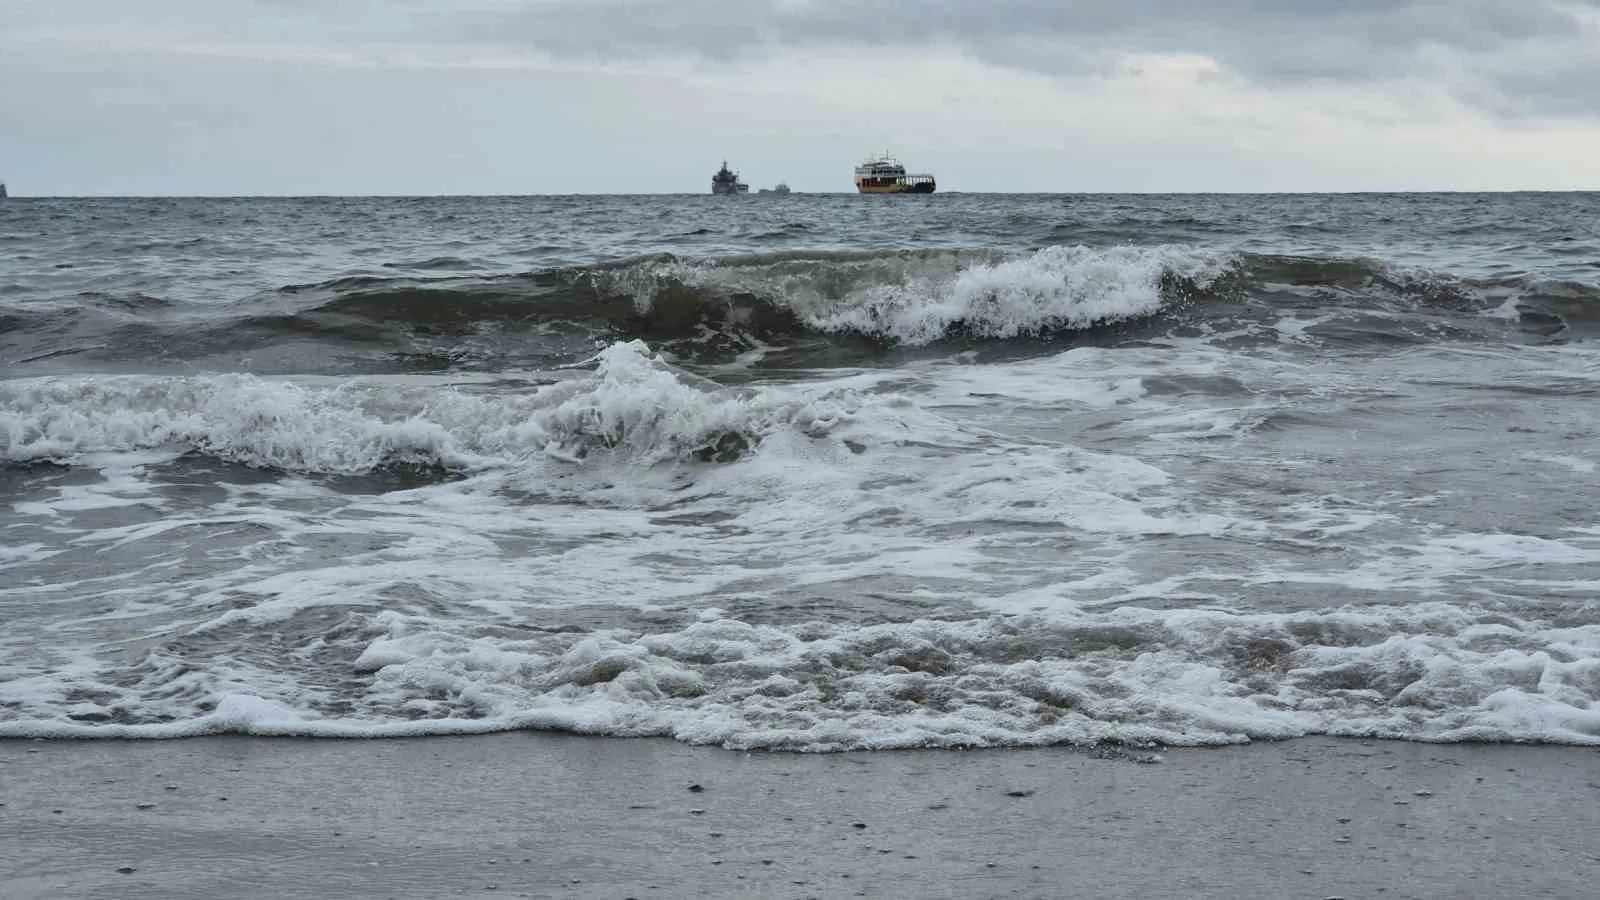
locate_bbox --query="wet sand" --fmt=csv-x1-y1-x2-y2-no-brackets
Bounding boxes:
2,734,1597,899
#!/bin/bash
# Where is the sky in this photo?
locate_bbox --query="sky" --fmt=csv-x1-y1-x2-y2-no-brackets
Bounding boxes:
3,0,1600,195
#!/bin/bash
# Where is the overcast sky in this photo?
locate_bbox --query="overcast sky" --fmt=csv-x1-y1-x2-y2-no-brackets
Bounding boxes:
4,0,1599,194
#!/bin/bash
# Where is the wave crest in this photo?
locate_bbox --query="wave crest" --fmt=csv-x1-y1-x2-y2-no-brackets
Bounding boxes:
259,245,1226,351
587,245,1227,345
11,247,1597,373
0,341,836,473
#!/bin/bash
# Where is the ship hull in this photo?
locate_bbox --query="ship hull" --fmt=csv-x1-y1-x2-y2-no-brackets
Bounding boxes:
855,181,936,194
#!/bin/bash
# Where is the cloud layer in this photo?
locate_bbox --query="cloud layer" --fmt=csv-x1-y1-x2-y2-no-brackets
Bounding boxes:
13,1,1600,118
437,0,1600,117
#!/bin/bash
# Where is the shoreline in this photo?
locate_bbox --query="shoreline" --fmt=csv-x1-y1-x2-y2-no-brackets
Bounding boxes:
3,734,1597,899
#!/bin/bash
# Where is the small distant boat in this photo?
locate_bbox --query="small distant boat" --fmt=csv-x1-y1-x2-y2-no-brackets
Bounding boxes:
0,182,7,199
854,154,935,194
758,183,792,195
711,161,749,195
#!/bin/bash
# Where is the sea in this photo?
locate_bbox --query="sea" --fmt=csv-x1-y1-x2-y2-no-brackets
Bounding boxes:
2,192,1599,751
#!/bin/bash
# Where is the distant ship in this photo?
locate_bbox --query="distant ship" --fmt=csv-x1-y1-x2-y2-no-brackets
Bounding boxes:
757,183,791,195
0,182,7,199
711,161,749,195
853,154,935,194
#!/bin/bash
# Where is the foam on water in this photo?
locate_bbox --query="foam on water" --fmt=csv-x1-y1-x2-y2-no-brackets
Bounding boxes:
0,341,835,472
3,600,1598,749
608,244,1230,345
6,324,1600,751
801,245,1226,344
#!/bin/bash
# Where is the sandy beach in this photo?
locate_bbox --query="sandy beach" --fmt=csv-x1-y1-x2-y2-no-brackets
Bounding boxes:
2,735,1596,899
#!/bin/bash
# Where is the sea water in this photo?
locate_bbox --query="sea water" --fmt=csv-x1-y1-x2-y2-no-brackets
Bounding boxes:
2,192,1599,749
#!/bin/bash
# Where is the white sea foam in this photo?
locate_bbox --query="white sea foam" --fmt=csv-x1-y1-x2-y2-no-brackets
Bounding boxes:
7,331,1600,751
3,602,1598,749
802,245,1223,344
0,341,839,472
616,244,1229,345
918,347,1150,410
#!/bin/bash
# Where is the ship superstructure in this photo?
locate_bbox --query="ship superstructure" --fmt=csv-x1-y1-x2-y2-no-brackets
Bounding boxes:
711,161,749,195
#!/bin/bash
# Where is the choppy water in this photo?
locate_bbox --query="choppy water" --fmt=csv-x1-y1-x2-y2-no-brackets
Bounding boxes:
3,192,1600,750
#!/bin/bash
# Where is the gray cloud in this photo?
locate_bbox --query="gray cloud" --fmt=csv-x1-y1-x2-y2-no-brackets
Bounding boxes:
10,0,1600,121
424,0,1600,118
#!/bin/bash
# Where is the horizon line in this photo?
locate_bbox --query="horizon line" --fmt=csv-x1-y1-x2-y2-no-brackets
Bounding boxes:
4,188,1596,199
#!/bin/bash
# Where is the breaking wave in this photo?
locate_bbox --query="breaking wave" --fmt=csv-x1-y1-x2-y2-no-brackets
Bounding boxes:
7,246,1599,372
0,341,844,472
274,244,1226,346
4,601,1598,749
251,249,1600,347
